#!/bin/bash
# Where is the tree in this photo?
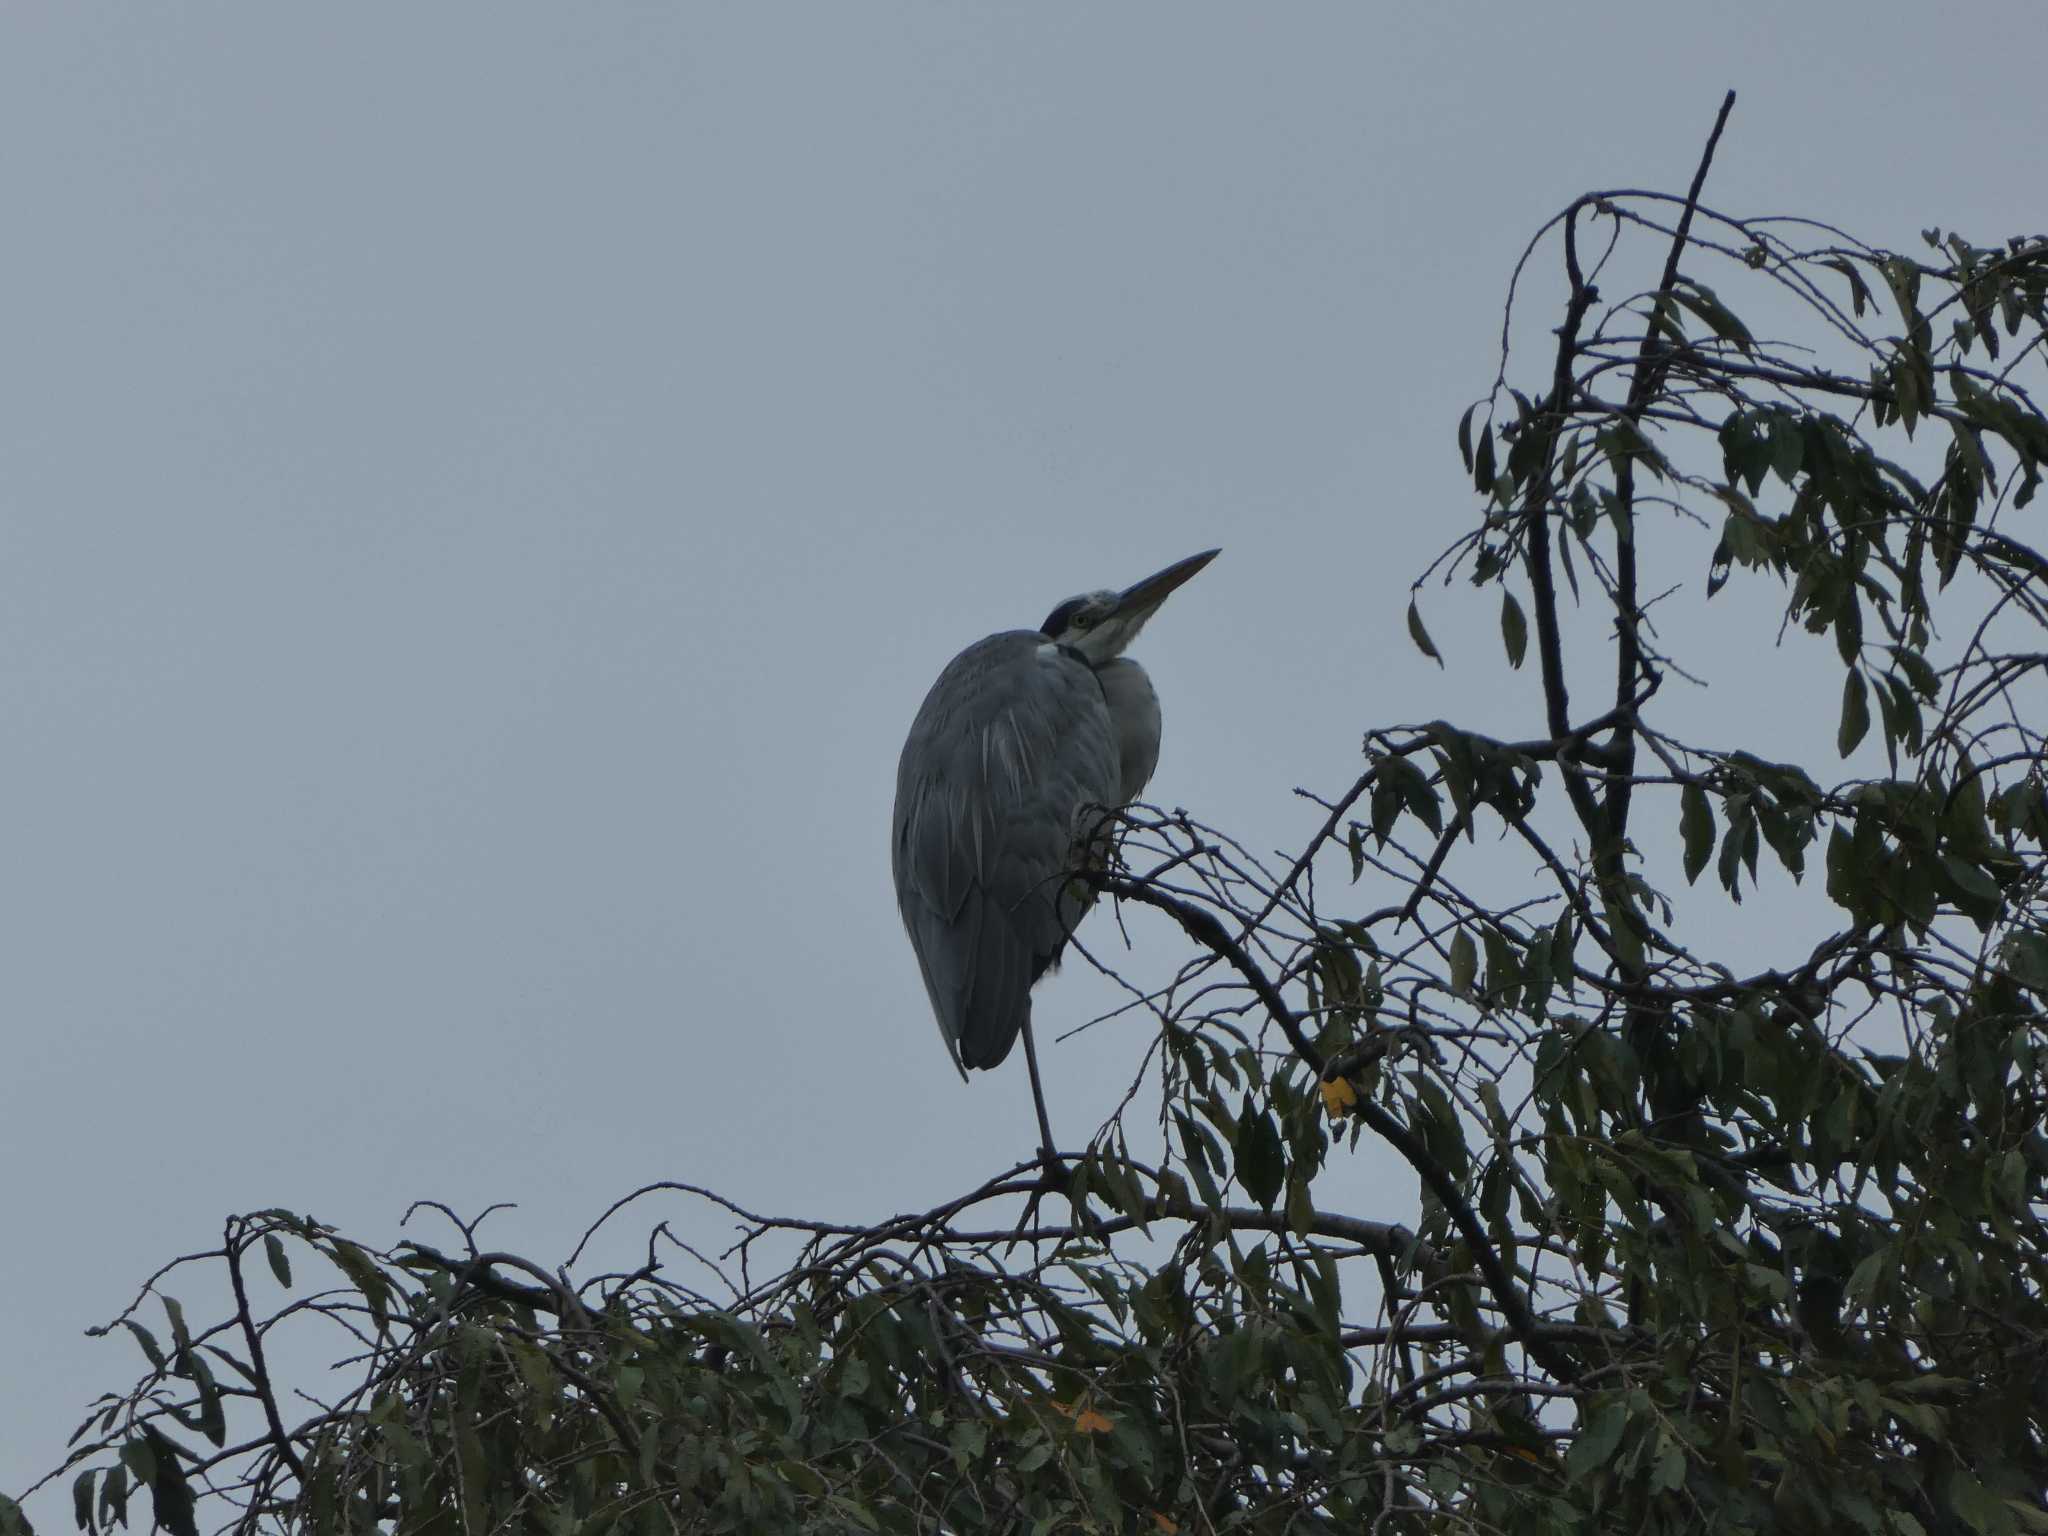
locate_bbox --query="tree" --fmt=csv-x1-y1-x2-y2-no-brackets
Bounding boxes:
15,94,2048,1536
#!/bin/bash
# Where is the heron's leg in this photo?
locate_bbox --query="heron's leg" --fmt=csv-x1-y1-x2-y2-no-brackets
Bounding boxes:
1011,1018,1111,1257
1020,1017,1059,1165
1011,1019,1065,1250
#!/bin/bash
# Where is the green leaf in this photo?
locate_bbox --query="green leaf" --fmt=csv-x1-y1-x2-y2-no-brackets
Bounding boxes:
1285,1172,1316,1238
187,1353,227,1447
1680,783,1715,885
1824,256,1872,318
1755,797,1810,881
1767,411,1804,483
1718,801,1757,901
1500,590,1528,669
1565,1398,1628,1484
1650,1434,1687,1494
1894,644,1940,700
1569,477,1598,538
118,1319,167,1373
1845,1247,1888,1304
161,1295,192,1360
1098,1148,1152,1233
1671,279,1756,355
1407,599,1444,668
1602,887,1647,970
118,1438,156,1487
1838,670,1871,758
948,1419,988,1473
1835,589,1864,666
1376,754,1444,838
837,1494,882,1531
778,1460,828,1497
322,1241,392,1332
1939,852,2001,906
1945,1468,2005,1535
72,1469,94,1533
1473,423,1496,494
2004,932,2048,993
1234,1097,1285,1210
1448,929,1478,998
1481,924,1520,1001
1548,914,1576,987
614,1364,644,1407
264,1233,292,1289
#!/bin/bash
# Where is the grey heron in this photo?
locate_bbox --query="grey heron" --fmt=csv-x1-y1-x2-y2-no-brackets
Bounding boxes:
891,548,1219,1161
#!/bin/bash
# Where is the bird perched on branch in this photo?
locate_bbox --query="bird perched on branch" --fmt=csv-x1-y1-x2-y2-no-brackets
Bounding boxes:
891,548,1218,1159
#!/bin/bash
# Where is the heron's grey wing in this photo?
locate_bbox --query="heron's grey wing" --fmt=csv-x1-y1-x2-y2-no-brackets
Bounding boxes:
892,632,1120,1073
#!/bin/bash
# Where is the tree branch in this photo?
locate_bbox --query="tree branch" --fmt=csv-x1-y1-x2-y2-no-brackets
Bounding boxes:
1604,89,1736,842
1095,873,1582,1384
224,1219,306,1485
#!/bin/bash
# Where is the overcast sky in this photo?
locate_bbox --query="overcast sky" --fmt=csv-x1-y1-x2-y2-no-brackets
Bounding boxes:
5,5,2043,1514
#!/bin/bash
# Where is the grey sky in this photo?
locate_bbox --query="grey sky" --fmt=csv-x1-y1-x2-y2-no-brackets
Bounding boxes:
5,5,2043,1512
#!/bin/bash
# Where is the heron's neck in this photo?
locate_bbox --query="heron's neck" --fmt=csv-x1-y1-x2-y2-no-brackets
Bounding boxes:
1068,634,1118,666
1094,656,1163,805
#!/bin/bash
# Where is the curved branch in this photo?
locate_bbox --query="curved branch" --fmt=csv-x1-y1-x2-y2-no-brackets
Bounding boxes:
1093,873,1582,1384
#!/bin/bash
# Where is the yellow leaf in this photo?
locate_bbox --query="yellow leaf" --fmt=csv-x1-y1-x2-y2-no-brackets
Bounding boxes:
1151,1515,1180,1534
1074,1408,1114,1435
1319,1077,1358,1117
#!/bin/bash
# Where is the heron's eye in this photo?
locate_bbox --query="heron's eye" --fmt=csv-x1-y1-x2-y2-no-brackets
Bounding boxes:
1039,597,1093,636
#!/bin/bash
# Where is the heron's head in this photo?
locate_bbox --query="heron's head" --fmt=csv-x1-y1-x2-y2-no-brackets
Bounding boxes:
1039,548,1219,665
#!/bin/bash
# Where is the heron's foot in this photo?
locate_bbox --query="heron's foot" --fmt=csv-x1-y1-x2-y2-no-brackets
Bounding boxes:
1012,1145,1073,1251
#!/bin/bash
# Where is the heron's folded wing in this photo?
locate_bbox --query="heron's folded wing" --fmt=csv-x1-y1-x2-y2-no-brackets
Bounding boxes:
892,632,1120,1072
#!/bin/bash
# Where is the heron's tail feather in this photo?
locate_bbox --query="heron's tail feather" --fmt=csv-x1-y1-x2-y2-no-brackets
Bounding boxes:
954,901,1035,1070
